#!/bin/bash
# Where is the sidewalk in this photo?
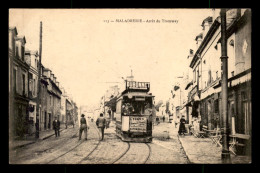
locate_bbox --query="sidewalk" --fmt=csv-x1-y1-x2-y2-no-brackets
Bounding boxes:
9,124,68,150
154,122,251,164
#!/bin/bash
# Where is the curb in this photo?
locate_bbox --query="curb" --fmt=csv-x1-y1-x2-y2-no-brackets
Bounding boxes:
177,134,192,164
12,128,66,150
12,141,36,150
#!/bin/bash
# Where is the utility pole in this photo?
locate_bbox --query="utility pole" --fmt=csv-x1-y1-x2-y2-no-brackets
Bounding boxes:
35,21,42,138
220,9,231,163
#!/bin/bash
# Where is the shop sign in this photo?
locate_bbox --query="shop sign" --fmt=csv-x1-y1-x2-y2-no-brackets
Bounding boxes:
130,116,147,132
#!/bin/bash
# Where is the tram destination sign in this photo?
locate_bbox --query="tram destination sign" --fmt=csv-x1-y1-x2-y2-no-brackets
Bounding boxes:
130,116,147,132
127,81,150,89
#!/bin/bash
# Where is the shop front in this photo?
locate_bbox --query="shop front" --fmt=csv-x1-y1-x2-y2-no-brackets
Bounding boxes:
13,95,30,138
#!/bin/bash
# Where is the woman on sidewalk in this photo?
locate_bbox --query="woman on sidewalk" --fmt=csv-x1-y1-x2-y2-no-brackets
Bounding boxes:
178,115,186,136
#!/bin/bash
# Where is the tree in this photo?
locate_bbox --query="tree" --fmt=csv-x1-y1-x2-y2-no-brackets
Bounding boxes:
105,96,117,112
155,100,163,111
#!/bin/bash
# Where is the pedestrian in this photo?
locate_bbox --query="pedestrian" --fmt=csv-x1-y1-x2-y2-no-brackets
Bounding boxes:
79,114,89,141
53,116,60,137
96,113,106,141
106,117,110,129
178,115,186,136
163,116,165,122
156,117,160,125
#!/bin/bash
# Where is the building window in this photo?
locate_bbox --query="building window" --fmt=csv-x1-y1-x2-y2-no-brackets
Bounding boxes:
15,46,19,59
22,74,25,95
13,68,17,93
214,100,219,113
197,69,199,84
229,39,234,47
193,70,196,83
33,79,36,95
21,46,25,61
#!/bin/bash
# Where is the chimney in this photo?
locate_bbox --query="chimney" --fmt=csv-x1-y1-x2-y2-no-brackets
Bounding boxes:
202,17,213,38
43,68,51,78
195,33,203,49
53,76,56,83
203,21,210,36
50,73,54,81
189,49,194,58
212,9,221,22
24,50,31,66
56,81,59,87
9,27,18,51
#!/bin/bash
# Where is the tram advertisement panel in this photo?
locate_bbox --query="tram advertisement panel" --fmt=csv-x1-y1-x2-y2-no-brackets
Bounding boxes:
129,116,147,132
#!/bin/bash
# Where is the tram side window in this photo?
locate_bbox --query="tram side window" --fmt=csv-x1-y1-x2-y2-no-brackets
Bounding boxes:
126,98,153,115
116,100,122,114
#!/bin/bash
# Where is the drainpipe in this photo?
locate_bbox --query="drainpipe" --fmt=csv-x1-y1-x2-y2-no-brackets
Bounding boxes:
220,9,231,163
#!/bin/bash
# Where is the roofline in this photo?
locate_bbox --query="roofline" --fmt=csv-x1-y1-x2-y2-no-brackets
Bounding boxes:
217,9,251,44
201,16,213,26
9,27,18,35
15,35,26,43
190,18,221,68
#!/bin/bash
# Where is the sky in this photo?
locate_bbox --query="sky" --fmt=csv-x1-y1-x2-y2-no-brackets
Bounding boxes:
9,9,213,108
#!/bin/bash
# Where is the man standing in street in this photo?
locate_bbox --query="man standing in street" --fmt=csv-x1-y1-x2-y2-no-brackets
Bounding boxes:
79,114,89,141
53,116,60,137
96,113,106,141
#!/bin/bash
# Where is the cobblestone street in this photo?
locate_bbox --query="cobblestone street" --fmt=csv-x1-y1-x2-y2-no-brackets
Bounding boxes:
9,121,190,164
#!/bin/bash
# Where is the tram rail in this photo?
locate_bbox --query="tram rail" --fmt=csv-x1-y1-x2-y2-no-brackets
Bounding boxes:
77,123,102,164
111,142,130,164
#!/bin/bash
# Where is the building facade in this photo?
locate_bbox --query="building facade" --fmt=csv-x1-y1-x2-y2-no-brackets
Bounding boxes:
66,98,73,123
9,26,78,138
187,9,251,155
43,69,62,129
9,28,30,138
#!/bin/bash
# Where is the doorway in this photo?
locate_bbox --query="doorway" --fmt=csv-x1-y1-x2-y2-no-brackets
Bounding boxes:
44,112,47,130
48,113,51,129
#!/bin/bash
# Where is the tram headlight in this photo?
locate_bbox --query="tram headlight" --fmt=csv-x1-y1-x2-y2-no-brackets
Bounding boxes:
128,94,133,99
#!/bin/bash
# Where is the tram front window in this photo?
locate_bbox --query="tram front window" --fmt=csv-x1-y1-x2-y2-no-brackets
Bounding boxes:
122,97,152,115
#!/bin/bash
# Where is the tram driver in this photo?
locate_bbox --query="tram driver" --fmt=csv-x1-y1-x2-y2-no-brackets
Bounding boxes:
144,102,152,115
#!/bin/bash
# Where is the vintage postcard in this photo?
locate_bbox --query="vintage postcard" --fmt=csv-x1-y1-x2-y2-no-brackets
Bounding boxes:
8,8,251,164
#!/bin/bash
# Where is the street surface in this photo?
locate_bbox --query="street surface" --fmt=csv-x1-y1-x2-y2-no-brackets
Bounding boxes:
9,121,189,164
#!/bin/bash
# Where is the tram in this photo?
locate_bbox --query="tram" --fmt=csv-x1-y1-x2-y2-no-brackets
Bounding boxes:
115,80,155,143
